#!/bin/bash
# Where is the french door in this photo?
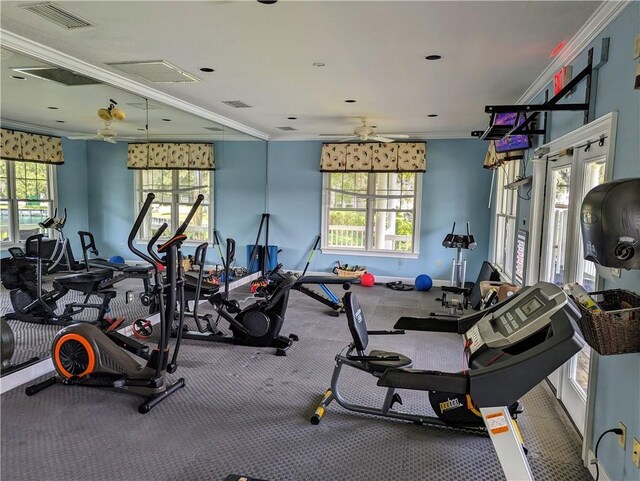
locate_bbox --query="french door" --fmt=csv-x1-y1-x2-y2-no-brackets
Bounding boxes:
534,113,617,436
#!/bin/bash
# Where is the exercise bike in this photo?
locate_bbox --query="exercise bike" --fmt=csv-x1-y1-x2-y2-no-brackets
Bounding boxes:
175,237,299,356
311,283,585,481
433,222,477,316
24,192,198,413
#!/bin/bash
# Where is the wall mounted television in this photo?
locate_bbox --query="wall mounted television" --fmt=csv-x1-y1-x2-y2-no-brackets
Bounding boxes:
494,112,532,153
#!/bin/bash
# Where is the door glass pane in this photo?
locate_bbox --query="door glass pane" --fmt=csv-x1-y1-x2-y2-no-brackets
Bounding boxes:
568,160,604,398
578,161,606,291
570,346,591,395
547,167,572,286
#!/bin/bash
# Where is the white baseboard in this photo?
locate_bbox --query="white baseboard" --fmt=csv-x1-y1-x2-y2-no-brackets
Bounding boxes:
586,449,612,481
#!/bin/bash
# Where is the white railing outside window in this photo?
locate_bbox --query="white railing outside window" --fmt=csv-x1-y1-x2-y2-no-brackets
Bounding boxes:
321,172,421,256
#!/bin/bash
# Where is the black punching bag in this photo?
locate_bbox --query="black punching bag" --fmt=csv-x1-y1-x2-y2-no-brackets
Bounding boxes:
580,178,640,269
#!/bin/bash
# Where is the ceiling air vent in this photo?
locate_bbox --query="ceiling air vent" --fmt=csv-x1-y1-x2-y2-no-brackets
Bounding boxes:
277,126,297,131
222,100,252,108
19,3,94,29
12,67,101,86
106,61,200,83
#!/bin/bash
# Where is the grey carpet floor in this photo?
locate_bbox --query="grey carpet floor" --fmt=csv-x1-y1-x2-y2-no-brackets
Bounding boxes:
1,284,591,481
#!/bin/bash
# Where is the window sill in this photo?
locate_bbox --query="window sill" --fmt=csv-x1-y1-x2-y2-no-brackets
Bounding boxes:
320,248,419,260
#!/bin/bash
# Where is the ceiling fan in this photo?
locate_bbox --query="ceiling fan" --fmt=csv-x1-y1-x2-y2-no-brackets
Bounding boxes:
67,99,132,143
320,118,410,143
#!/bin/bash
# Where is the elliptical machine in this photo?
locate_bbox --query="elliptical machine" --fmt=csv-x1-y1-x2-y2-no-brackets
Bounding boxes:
434,222,477,316
175,237,299,356
26,208,81,274
25,192,197,413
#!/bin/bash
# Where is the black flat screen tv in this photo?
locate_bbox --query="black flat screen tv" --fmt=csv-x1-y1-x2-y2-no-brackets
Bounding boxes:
494,112,531,153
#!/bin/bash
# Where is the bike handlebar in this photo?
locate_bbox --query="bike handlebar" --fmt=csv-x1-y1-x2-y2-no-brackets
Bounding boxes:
147,222,168,264
128,193,156,267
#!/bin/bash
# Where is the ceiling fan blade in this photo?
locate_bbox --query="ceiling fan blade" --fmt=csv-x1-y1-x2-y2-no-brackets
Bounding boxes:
370,135,395,143
377,133,410,139
319,134,350,137
339,136,360,142
103,137,117,144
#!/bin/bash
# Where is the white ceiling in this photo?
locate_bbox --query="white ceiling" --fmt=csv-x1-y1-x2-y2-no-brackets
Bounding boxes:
0,49,258,141
0,1,602,140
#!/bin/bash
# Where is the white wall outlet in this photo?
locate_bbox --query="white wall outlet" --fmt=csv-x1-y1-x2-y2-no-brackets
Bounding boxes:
619,422,627,448
632,437,640,468
634,33,640,59
435,259,441,267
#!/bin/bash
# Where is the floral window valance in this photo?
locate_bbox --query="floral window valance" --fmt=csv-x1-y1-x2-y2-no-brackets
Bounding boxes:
1,128,64,165
127,143,214,170
483,141,524,170
320,142,426,172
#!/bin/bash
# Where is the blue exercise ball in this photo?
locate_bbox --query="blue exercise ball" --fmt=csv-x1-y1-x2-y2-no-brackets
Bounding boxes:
109,255,125,264
415,274,433,291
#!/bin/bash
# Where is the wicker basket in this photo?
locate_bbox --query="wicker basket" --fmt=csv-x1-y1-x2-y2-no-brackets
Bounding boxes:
574,289,640,355
335,268,367,278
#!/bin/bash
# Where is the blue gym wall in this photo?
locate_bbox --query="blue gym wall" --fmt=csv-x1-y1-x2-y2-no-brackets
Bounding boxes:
489,3,640,479
267,139,493,280
81,140,267,265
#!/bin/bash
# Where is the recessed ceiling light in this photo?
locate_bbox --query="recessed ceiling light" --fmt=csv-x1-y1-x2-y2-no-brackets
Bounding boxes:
55,120,65,123
47,106,59,110
344,99,356,103
11,75,26,80
312,62,325,67
287,117,297,120
161,118,172,122
199,67,214,73
428,114,438,117
425,55,442,61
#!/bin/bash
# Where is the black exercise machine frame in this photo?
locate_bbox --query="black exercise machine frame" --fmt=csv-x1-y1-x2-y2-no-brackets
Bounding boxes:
471,42,609,142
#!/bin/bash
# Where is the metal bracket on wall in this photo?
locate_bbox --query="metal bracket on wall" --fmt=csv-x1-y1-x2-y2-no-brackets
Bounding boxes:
471,41,609,141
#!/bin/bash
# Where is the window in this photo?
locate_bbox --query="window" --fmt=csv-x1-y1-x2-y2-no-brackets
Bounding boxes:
0,159,55,244
493,160,520,280
321,172,421,255
136,169,213,242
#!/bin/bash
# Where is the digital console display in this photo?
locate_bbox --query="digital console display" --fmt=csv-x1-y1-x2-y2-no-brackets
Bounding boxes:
520,297,543,317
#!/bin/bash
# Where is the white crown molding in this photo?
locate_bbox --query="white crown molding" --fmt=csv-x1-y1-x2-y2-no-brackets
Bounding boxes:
0,29,270,141
517,1,630,105
269,131,472,141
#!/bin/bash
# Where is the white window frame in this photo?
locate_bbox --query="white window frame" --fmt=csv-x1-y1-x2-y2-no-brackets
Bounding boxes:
134,169,214,243
320,172,422,259
492,160,520,281
0,159,57,247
